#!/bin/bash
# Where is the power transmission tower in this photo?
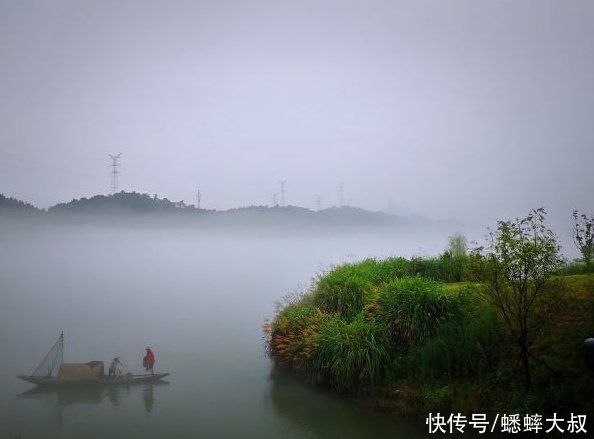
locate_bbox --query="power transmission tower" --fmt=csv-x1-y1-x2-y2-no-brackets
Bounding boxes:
316,195,322,211
109,153,122,194
195,189,201,209
272,193,278,207
339,182,344,207
279,180,287,206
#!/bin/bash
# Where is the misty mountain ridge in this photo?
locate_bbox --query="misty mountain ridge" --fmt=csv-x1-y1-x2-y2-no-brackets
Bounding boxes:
0,193,42,214
0,191,459,231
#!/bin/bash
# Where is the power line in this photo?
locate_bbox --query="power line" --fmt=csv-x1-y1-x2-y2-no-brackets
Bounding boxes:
109,153,122,194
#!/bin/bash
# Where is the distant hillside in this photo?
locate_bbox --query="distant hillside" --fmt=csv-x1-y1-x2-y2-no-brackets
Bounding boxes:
0,194,42,214
210,204,415,230
48,192,198,215
0,191,440,231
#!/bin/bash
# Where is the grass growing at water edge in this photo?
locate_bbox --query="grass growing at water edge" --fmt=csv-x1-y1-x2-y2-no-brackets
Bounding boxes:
265,260,594,415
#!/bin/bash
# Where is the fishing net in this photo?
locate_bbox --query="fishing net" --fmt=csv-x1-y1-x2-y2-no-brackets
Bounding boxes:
32,333,64,377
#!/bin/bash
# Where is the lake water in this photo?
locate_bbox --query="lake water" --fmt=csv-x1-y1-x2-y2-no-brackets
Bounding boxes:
0,224,447,438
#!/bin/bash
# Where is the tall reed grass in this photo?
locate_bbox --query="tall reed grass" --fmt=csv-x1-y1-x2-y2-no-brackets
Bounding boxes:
266,259,477,393
377,277,461,346
265,257,594,414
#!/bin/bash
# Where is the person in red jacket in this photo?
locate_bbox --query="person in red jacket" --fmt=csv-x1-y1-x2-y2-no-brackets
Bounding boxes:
143,347,155,375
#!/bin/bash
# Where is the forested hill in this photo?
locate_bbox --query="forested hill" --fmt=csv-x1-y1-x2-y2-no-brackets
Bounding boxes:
49,192,196,215
0,194,42,214
0,191,438,230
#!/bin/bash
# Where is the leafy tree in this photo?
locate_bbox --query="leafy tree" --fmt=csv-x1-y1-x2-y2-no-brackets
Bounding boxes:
472,208,563,391
447,232,467,257
572,210,594,267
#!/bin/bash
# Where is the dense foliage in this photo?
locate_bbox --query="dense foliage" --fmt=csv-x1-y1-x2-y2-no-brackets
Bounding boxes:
265,258,503,396
266,249,594,416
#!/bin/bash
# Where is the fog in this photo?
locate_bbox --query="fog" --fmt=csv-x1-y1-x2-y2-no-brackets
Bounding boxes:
1,223,463,438
1,0,593,225
0,201,584,437
1,0,593,436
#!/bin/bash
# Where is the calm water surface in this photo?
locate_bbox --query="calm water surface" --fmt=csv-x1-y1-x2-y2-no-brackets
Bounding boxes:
0,225,443,438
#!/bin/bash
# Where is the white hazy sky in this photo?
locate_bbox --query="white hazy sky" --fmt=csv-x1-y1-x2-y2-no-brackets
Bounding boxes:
0,0,593,224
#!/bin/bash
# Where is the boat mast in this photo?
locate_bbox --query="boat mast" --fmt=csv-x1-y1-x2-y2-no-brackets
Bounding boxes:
31,332,65,377
58,332,64,371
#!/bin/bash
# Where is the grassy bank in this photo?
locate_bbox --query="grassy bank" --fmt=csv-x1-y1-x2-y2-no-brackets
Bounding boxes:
264,257,594,416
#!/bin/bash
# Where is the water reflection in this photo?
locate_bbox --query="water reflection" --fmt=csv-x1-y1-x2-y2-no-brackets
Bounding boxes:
142,385,155,415
18,381,168,414
268,369,424,439
20,386,108,406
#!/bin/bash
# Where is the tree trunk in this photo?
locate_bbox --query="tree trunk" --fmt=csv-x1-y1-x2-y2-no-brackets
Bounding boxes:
519,334,531,391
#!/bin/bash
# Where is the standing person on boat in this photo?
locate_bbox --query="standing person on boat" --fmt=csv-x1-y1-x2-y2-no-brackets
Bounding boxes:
143,347,155,375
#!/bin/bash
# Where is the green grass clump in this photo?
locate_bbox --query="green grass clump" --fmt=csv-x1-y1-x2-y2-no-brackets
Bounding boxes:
367,257,413,282
377,277,462,346
310,257,414,319
410,253,469,283
312,265,373,319
267,300,317,366
309,313,390,392
406,287,501,381
269,273,472,393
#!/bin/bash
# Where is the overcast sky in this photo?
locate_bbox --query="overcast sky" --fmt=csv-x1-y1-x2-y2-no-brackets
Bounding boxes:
0,0,592,224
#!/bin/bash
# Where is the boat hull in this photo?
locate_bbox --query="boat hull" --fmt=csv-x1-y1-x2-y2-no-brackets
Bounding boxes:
17,373,169,387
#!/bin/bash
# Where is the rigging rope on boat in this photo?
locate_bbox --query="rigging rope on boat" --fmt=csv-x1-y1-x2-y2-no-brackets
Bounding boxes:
31,332,64,377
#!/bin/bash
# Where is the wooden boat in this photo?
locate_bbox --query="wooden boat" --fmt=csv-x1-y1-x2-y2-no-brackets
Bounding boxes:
17,332,170,387
17,372,170,387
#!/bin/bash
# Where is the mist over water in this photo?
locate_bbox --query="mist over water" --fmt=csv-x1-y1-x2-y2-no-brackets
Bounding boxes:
0,223,460,438
1,0,592,436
